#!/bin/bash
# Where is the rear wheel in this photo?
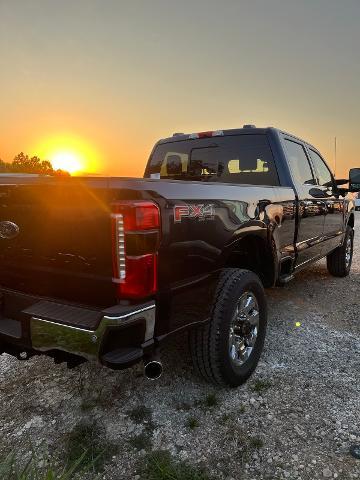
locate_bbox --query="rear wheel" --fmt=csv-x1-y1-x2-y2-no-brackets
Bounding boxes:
189,268,267,387
326,225,354,277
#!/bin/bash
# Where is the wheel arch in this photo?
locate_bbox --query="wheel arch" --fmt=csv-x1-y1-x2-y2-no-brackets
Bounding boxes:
222,232,278,288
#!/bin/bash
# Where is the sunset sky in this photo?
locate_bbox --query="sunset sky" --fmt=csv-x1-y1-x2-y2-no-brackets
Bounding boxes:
1,0,359,177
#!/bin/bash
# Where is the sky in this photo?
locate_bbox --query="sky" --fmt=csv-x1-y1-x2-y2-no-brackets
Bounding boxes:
1,0,360,177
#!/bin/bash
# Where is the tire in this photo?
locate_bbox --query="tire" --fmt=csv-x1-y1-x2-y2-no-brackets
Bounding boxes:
326,225,354,277
189,268,267,387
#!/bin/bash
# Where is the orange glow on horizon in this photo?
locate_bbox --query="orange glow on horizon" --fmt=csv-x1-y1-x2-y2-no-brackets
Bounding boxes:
33,134,100,175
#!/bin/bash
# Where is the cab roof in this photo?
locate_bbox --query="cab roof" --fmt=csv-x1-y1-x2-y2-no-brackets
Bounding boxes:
157,125,318,151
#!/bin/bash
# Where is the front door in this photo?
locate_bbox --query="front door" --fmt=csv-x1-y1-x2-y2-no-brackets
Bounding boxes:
307,148,345,254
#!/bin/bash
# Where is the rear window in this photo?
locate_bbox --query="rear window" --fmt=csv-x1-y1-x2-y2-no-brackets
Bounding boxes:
146,134,279,186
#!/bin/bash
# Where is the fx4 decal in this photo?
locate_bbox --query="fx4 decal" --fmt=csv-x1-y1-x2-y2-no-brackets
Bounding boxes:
174,204,215,223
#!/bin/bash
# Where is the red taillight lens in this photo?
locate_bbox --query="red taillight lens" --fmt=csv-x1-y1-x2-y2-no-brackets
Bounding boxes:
119,254,157,298
198,131,214,138
111,201,160,299
112,201,160,231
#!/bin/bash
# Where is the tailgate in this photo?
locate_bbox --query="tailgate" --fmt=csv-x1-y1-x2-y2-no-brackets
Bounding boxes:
0,179,114,307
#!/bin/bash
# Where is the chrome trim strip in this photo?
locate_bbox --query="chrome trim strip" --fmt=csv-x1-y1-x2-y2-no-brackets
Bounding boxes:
295,254,322,269
30,303,156,360
31,318,95,334
102,304,155,322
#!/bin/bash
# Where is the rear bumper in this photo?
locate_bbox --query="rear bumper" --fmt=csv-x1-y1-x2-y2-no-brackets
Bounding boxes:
0,290,156,369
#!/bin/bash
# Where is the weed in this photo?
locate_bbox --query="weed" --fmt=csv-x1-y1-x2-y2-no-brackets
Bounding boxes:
79,384,110,411
186,416,199,430
203,393,218,408
219,413,231,425
0,449,89,479
139,450,212,480
249,436,264,449
219,405,244,423
80,398,98,411
224,423,247,451
65,420,117,473
251,379,272,394
127,405,153,424
126,404,156,435
129,432,151,451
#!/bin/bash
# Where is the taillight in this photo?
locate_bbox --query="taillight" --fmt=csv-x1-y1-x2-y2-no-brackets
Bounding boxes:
189,130,224,139
111,201,160,299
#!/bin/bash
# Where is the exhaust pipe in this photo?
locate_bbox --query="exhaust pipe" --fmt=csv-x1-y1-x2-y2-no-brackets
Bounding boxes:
144,355,163,380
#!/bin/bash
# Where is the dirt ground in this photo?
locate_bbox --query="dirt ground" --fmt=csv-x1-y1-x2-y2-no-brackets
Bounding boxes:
0,214,359,479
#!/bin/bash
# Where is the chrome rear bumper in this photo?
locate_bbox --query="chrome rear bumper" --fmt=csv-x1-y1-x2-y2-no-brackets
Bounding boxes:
0,295,156,369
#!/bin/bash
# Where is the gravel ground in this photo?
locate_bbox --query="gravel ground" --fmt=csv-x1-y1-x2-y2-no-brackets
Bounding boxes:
0,214,359,479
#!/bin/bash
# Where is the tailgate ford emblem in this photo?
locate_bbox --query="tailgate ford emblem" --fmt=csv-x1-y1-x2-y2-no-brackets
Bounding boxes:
0,221,20,239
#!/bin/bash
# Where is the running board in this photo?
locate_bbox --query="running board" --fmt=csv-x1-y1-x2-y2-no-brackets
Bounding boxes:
277,274,295,285
101,347,143,369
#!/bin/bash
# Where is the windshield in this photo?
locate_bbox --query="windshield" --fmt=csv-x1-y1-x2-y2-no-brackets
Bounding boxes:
145,134,279,186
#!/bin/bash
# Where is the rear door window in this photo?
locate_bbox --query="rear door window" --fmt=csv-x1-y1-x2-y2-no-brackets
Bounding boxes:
147,134,279,186
284,139,315,185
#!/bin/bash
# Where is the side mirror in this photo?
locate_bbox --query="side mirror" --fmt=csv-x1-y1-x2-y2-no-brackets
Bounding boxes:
309,187,330,198
349,168,360,192
334,178,348,186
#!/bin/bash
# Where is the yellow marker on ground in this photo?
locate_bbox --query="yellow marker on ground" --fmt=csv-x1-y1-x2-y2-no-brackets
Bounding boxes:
295,322,301,327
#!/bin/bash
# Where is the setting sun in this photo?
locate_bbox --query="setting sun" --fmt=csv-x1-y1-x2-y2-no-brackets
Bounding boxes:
33,134,100,176
51,151,83,174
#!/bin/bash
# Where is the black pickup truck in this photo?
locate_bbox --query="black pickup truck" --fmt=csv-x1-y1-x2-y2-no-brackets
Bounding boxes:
0,125,359,387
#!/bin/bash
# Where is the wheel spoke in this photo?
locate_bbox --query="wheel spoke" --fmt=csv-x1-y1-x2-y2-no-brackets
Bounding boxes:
228,291,260,367
243,346,253,360
345,237,352,268
243,294,255,313
248,309,259,326
246,327,258,347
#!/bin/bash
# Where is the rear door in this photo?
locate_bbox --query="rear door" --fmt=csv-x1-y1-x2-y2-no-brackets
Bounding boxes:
283,138,326,267
307,148,345,254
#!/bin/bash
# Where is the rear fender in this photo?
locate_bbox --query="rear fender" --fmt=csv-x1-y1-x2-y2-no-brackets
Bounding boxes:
222,228,278,288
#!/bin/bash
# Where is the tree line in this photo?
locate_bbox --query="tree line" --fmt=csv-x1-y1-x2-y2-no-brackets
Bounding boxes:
0,153,70,176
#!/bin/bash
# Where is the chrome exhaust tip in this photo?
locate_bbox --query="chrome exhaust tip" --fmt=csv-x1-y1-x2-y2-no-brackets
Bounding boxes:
144,360,163,380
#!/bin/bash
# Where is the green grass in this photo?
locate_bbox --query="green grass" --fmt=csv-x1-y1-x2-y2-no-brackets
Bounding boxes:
0,450,89,480
65,420,117,473
251,379,272,394
139,450,212,480
186,416,199,430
